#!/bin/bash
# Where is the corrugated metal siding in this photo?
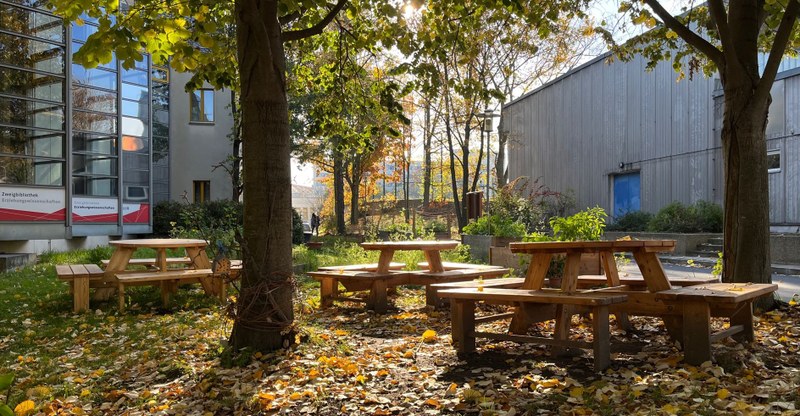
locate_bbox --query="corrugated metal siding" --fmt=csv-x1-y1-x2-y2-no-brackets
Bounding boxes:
505,51,800,225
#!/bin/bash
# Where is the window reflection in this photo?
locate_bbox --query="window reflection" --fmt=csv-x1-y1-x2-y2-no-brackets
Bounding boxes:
0,156,62,185
0,126,63,158
0,4,64,43
72,86,117,114
0,67,63,103
0,33,64,74
0,97,64,130
72,110,116,134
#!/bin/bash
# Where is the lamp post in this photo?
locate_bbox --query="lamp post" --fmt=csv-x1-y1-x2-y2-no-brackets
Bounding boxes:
477,108,499,205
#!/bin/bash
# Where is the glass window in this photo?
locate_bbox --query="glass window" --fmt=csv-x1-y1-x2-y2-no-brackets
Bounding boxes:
151,67,168,83
0,156,62,185
0,4,64,42
6,0,51,10
70,22,98,42
190,89,214,122
72,154,117,176
72,85,117,114
0,67,63,102
768,150,780,173
71,42,115,70
71,64,116,90
193,180,210,202
121,67,148,86
121,99,148,119
0,126,63,158
72,110,116,134
0,96,64,130
0,33,64,74
121,82,147,101
72,132,116,155
133,54,148,70
121,116,148,138
72,175,117,196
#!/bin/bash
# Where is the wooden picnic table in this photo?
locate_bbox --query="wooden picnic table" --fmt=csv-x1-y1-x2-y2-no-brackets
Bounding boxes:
360,240,460,274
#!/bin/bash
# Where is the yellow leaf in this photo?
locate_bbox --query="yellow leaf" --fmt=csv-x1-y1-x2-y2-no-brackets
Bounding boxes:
424,398,440,407
355,374,367,385
289,392,302,401
666,29,678,39
80,388,91,397
422,330,437,343
14,400,35,416
445,383,458,396
661,403,678,414
539,378,561,388
403,350,414,359
334,329,348,336
570,387,584,398
716,388,730,400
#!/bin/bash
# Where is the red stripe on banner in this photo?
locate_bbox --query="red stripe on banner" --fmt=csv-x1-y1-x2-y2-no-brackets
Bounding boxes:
0,208,66,221
123,204,150,223
72,212,119,223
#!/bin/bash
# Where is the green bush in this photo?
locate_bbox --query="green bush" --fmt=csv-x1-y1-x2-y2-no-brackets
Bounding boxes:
607,211,653,231
422,219,448,233
168,200,243,257
647,201,722,233
462,214,526,238
152,200,185,236
292,209,305,245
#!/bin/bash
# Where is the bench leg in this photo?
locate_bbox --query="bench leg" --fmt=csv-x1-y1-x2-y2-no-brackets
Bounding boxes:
160,281,175,308
425,285,439,308
682,300,711,365
592,305,611,371
73,277,90,313
367,279,388,314
320,278,337,308
730,302,754,343
452,299,476,353
118,283,126,312
553,305,576,356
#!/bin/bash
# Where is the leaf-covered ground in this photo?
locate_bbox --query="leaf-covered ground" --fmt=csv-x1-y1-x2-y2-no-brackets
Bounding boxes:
2,262,800,415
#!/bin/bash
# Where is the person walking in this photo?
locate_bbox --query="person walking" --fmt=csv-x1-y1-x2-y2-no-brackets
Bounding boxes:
310,213,320,236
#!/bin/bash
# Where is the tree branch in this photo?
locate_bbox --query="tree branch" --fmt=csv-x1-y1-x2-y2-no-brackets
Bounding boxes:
643,0,724,66
707,0,734,61
282,0,348,42
756,0,800,102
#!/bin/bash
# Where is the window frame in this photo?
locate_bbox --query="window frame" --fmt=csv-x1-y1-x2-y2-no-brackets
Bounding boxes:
189,88,214,123
193,180,210,202
767,149,781,173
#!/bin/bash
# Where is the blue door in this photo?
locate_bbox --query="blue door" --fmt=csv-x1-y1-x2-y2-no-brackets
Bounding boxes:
613,173,641,217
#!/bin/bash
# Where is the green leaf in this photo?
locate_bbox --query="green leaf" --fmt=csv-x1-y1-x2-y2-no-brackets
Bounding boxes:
0,373,13,390
0,403,12,416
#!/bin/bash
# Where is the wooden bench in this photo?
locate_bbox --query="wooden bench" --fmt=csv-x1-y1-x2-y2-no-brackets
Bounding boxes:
307,270,411,313
317,262,406,272
655,282,778,365
56,264,105,312
417,261,506,271
438,287,629,371
115,269,213,311
409,267,511,307
101,257,193,269
576,275,719,289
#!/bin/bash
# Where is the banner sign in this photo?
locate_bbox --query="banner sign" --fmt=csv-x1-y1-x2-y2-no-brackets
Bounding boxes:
72,198,119,223
123,203,149,223
0,187,65,221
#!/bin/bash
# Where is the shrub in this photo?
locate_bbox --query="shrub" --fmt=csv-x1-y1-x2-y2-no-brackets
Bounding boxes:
462,214,527,238
168,200,243,257
607,211,653,231
292,209,305,245
422,219,448,233
647,201,722,233
152,200,185,236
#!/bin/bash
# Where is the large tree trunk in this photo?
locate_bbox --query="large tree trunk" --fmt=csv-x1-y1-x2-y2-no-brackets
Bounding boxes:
496,117,508,188
230,0,294,351
720,81,772,303
333,145,346,234
347,157,360,226
422,103,432,208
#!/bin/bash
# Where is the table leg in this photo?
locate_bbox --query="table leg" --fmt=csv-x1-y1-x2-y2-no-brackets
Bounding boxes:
97,247,135,301
510,253,553,331
592,305,611,371
117,282,126,312
682,300,712,365
730,302,754,343
452,299,476,354
600,251,631,330
320,277,338,308
376,250,395,274
73,277,90,313
367,279,388,314
156,248,168,272
632,250,683,341
186,246,215,294
423,250,444,273
553,253,581,356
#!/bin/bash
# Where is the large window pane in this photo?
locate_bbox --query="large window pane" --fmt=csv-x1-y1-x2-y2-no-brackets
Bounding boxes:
72,110,116,134
70,22,97,42
190,89,214,122
121,99,148,119
72,85,116,114
0,96,64,130
72,154,117,175
0,67,63,102
72,176,117,196
0,156,62,185
71,64,116,90
121,68,147,86
121,83,147,101
71,42,115,70
72,132,116,155
121,116,148,138
0,33,64,74
0,126,62,157
0,4,64,42
5,0,51,10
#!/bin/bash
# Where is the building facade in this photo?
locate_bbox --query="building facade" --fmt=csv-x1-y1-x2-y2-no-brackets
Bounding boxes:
0,1,235,252
503,51,800,232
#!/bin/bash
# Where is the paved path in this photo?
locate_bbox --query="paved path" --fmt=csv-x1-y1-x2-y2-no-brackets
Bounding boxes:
618,262,799,302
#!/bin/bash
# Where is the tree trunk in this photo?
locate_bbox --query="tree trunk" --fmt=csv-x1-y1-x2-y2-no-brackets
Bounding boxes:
496,117,508,188
231,90,243,201
348,157,360,225
230,0,294,351
333,145,346,234
720,80,772,309
423,103,432,208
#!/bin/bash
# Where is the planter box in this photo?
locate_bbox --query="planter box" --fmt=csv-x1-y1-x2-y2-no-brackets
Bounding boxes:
461,235,522,263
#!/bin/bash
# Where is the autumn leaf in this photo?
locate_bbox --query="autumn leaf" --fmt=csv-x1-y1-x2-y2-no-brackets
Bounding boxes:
421,330,437,343
716,388,730,400
13,401,35,416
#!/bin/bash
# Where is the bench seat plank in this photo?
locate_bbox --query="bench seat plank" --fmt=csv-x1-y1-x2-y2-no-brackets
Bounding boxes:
55,264,105,313
438,287,629,306
116,269,214,311
317,262,405,272
417,261,506,271
431,277,525,289
101,257,192,268
577,275,718,288
655,282,778,303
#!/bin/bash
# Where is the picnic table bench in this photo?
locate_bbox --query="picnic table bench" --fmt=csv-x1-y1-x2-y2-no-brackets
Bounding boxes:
116,269,215,311
317,262,406,272
55,264,105,312
438,287,629,370
307,270,411,313
409,267,510,307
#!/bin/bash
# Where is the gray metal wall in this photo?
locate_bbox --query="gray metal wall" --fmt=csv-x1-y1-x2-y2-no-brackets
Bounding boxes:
504,53,800,228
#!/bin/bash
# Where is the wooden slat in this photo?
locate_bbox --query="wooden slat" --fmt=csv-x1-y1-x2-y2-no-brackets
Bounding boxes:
55,264,74,278
109,238,207,248
69,264,90,278
360,240,459,251
430,277,525,289
577,275,719,288
509,240,677,254
418,261,505,270
318,262,405,272
475,312,516,323
656,283,778,303
116,269,213,282
710,325,744,343
474,331,593,349
437,288,628,306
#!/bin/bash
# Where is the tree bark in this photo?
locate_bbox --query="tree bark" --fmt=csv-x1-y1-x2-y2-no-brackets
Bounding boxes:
422,103,432,208
348,156,360,225
333,145,346,234
230,0,294,351
496,116,508,188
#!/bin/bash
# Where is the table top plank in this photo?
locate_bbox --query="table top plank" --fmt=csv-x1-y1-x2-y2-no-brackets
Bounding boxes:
360,240,459,251
509,240,676,254
655,283,778,303
109,238,208,248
